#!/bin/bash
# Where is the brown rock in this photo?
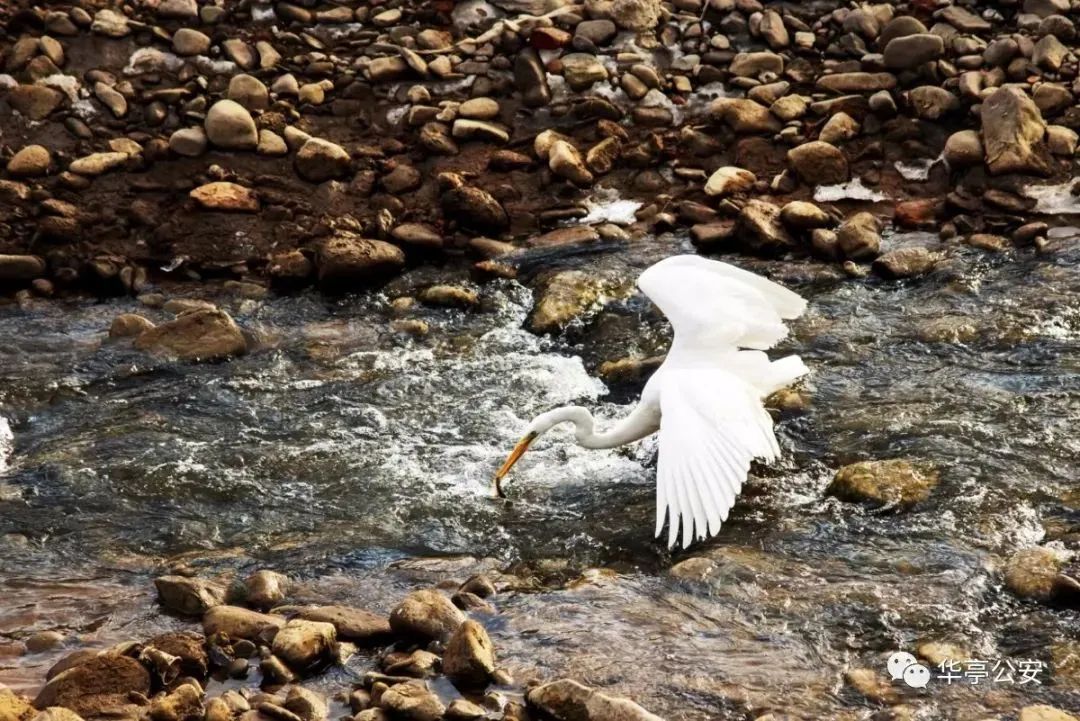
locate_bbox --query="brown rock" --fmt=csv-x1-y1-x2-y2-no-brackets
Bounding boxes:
873,247,940,278
735,200,796,255
295,138,351,182
7,146,51,177
289,605,392,643
378,683,444,721
835,212,881,260
134,309,247,361
828,459,938,508
240,570,290,610
0,255,46,282
442,620,495,688
316,234,405,289
981,87,1052,176
34,655,151,714
788,141,849,185
526,679,663,721
8,85,64,120
389,589,465,641
271,620,336,670
190,182,259,212
202,606,286,640
154,575,226,616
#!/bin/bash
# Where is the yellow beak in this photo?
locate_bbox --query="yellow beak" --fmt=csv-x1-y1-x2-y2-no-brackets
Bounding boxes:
493,432,537,498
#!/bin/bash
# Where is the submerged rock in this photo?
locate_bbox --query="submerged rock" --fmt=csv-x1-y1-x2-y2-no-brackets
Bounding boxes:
526,679,663,721
133,309,247,361
827,459,938,508
528,270,619,334
1003,546,1073,602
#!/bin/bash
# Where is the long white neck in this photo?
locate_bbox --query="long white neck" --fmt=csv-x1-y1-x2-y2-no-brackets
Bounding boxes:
531,404,658,450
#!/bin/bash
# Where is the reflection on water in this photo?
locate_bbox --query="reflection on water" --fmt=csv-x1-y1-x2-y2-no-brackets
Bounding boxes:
1,235,1079,717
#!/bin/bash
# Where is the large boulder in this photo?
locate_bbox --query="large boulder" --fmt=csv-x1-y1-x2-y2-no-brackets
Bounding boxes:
788,141,849,185
34,655,151,715
526,679,663,721
389,590,465,641
442,620,495,688
133,309,247,361
981,87,1052,176
315,233,405,289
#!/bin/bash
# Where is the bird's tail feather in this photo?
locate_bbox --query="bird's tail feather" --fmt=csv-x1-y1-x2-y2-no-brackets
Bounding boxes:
766,355,810,395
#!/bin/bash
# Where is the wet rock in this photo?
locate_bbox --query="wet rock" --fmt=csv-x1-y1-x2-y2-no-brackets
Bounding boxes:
134,309,247,362
91,9,130,37
34,654,151,714
816,72,896,94
190,182,259,212
0,687,33,721
1047,125,1078,156
710,98,781,134
943,130,983,167
316,234,405,289
145,631,209,679
419,285,479,309
239,570,290,610
549,141,593,186
736,200,796,255
561,53,608,91
909,86,958,120
1003,546,1069,601
443,620,495,689
883,33,944,69
873,247,940,279
25,632,64,654
173,28,211,56
441,181,509,234
384,650,439,678
526,679,663,721
515,49,551,107
836,212,881,260
389,589,465,641
203,606,286,640
819,113,860,144
154,576,226,616
1019,707,1078,721
828,459,938,508
844,668,898,705
780,201,831,230
445,699,487,721
788,141,849,186
271,620,336,670
205,100,259,151
148,683,202,721
966,233,1011,252
284,688,327,721
378,683,444,721
704,167,755,197
8,85,64,120
7,146,51,177
0,255,46,282
289,606,392,644
729,51,784,77
981,87,1051,176
295,139,351,183
916,641,968,667
69,152,128,177
460,575,497,598
228,75,270,111
170,128,208,158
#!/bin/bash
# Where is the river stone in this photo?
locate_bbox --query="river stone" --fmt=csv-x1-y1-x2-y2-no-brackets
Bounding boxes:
787,141,849,185
290,605,391,643
828,459,938,508
173,28,211,55
836,212,881,260
7,145,51,177
155,576,226,615
109,314,155,338
943,130,983,167
729,51,784,77
190,182,259,212
170,127,208,157
8,85,63,120
981,86,1051,176
205,100,258,150
561,53,608,90
272,620,336,669
0,688,32,721
844,668,899,705
285,687,327,721
159,0,197,18
316,234,405,288
445,699,486,721
1033,35,1071,72
149,683,202,721
240,570,289,610
873,247,939,278
548,140,593,186
146,631,209,679
228,74,270,111
134,309,247,361
819,112,859,144
419,285,479,309
34,708,83,721
1047,125,1078,156
736,200,795,255
770,94,809,121
1020,706,1079,721
204,606,285,640
91,9,129,36
378,683,444,721
883,33,944,69
34,655,151,714
514,48,550,107
704,166,756,197
69,152,128,177
816,72,896,94
1004,547,1064,601
780,201,830,230
710,98,781,134
442,620,495,688
295,138,351,182
441,183,509,234
878,15,927,46
909,86,958,120
0,255,46,281
389,589,465,641
526,679,663,721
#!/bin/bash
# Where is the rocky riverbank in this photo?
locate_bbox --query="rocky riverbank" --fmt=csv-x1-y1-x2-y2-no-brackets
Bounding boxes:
1,0,1080,312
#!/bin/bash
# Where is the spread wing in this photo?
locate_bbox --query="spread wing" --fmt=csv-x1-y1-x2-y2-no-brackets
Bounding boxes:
637,255,808,548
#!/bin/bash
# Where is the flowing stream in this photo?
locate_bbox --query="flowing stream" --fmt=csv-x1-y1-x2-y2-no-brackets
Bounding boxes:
1,234,1079,718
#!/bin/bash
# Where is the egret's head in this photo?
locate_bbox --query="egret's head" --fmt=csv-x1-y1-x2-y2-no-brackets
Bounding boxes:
493,408,584,497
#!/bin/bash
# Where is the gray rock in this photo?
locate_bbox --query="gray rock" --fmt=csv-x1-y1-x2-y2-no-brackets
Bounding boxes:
205,100,258,150
883,33,944,69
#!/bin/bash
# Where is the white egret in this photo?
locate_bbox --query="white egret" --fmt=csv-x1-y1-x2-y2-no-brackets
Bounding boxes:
495,254,809,548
